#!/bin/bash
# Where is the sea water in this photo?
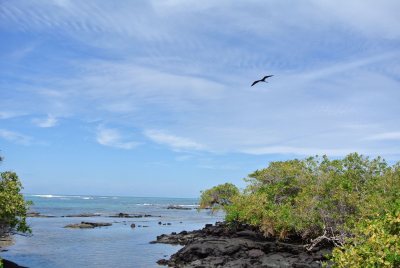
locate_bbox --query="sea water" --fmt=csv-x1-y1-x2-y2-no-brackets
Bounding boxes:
1,195,223,268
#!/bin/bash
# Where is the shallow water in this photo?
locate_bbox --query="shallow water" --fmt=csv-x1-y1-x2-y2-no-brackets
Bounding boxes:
1,195,223,268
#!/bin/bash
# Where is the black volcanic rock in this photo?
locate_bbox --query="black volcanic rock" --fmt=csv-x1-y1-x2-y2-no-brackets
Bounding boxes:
167,205,192,210
64,222,112,229
109,213,159,218
64,213,101,217
27,212,56,218
152,222,332,267
2,259,27,268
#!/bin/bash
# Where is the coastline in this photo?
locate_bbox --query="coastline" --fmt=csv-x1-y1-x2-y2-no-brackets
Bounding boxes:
1,195,223,267
1,259,26,268
152,222,332,267
1,237,25,268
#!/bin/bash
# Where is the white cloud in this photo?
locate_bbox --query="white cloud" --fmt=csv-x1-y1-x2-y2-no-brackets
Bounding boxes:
96,126,139,150
0,111,25,119
241,146,360,157
365,132,400,141
145,130,205,151
312,0,400,39
0,129,32,145
32,115,58,128
1,0,400,159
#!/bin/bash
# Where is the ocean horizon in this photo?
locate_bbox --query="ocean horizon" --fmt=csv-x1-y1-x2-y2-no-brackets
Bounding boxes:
1,194,223,268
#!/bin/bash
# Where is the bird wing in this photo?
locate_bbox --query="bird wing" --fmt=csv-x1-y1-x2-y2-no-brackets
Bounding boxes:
251,80,260,86
262,75,273,80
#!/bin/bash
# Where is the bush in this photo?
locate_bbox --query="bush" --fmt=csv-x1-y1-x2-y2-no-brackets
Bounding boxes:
201,153,400,267
218,153,399,247
330,205,400,267
0,171,31,236
199,183,239,212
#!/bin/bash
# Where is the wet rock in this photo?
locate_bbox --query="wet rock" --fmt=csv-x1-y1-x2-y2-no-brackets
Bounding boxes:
156,259,169,266
152,222,332,267
2,259,27,268
166,205,192,210
130,224,136,228
64,222,112,229
64,213,101,217
109,213,160,218
27,212,56,218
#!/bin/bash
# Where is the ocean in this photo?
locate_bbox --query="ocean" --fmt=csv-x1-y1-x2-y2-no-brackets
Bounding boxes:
1,194,223,268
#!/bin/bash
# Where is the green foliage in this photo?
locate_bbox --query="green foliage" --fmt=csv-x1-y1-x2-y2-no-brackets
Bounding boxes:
199,183,239,212
0,171,31,235
330,205,400,267
202,153,399,266
222,153,399,246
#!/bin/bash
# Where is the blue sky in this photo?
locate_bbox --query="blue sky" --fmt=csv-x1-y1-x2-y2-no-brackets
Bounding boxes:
1,0,400,197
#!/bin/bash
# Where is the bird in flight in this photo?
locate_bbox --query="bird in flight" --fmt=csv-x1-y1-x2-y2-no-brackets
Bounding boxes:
251,75,274,86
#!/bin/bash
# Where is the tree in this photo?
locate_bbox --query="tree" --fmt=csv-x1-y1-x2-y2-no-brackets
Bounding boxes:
0,155,31,236
199,183,239,212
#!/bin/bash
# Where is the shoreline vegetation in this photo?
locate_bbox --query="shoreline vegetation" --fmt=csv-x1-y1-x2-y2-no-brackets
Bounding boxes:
1,153,399,267
157,153,399,267
0,155,31,268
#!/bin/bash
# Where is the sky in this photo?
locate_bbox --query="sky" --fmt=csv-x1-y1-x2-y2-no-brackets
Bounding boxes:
0,0,400,197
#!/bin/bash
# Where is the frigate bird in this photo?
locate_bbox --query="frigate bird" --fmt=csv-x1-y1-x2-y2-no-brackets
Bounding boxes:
251,75,274,86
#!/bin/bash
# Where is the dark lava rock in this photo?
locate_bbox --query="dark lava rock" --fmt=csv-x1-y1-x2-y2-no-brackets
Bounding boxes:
64,222,112,229
109,213,160,218
131,223,136,228
2,259,27,268
152,222,332,267
156,259,169,265
27,212,56,218
64,213,101,217
167,205,192,210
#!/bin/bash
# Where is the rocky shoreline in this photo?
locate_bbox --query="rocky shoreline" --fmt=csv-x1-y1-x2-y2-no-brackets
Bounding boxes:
1,258,26,268
152,222,332,267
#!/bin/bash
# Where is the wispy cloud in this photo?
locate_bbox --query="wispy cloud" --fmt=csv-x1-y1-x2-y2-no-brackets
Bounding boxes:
0,111,25,119
0,129,32,145
1,0,399,159
32,115,58,128
145,129,206,151
241,146,360,157
365,132,400,141
96,126,140,150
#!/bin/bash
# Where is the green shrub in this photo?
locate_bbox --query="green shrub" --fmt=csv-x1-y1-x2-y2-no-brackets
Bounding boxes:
219,153,399,246
330,205,400,267
201,152,399,267
0,171,31,236
199,183,239,212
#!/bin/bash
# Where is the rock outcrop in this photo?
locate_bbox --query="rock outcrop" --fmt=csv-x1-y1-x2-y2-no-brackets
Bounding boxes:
64,222,112,229
152,222,332,267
